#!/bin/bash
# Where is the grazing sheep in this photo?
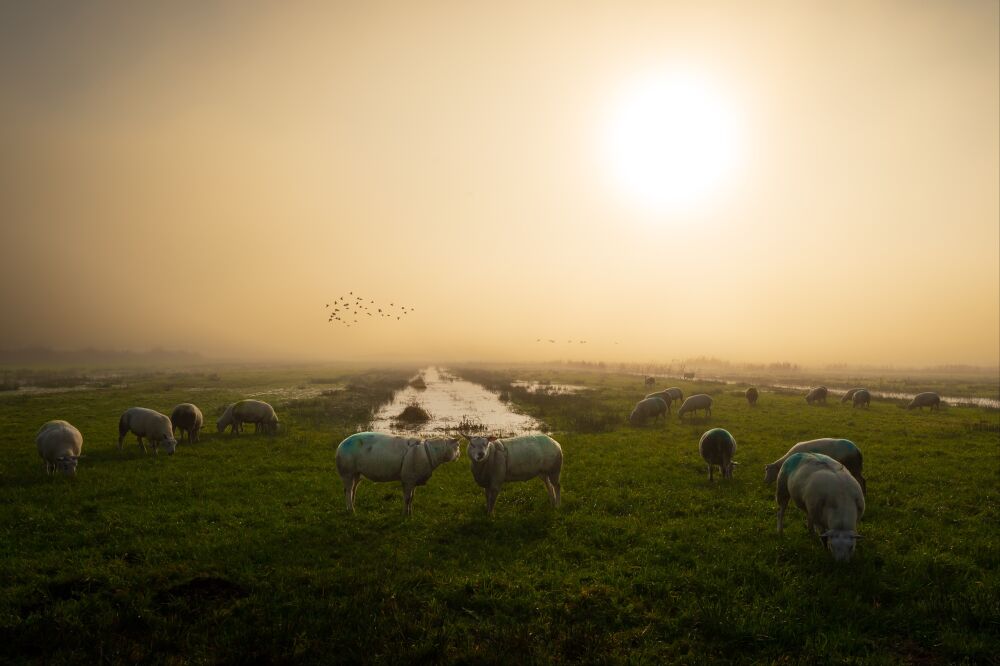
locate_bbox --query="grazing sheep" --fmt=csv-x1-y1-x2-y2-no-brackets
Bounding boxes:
745,387,759,406
644,376,656,387
645,390,673,411
840,388,864,404
683,372,695,380
118,407,177,456
630,397,668,425
852,389,871,409
678,394,713,421
335,432,460,515
775,452,864,562
170,403,204,443
805,386,829,405
699,428,737,481
665,387,683,403
907,392,941,411
217,399,279,434
466,434,563,516
764,438,866,495
36,420,83,476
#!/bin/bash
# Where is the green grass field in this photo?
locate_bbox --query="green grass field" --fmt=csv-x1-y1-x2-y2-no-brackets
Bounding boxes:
1,365,997,664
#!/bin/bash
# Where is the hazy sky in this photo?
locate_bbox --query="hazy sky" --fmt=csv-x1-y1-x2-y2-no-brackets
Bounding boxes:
2,1,997,366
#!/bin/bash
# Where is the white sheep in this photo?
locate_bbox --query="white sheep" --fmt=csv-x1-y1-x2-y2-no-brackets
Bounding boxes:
775,452,865,562
118,407,177,455
678,394,713,421
699,428,737,480
335,432,460,515
805,386,829,405
907,392,941,411
630,397,668,425
840,388,864,404
170,403,204,443
763,438,866,494
466,434,563,516
745,387,759,406
665,387,684,403
217,399,279,434
36,420,83,476
645,390,673,411
852,389,871,409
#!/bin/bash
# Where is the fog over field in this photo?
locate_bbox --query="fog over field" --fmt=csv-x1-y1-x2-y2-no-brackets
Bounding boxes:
1,1,998,367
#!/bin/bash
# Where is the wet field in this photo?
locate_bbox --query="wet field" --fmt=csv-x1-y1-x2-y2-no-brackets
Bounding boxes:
370,366,544,436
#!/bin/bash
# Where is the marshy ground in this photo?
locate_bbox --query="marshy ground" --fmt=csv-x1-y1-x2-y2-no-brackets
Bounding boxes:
1,364,997,663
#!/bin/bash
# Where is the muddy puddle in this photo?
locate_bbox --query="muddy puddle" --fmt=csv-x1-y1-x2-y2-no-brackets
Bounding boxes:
370,367,544,437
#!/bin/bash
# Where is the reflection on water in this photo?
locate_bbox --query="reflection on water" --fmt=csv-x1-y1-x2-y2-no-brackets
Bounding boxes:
371,367,544,437
511,380,585,395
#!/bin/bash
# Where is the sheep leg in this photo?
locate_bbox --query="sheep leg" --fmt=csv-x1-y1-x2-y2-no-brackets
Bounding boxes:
485,487,500,516
137,436,147,453
707,464,714,481
542,476,560,507
343,475,360,513
403,485,415,516
776,497,788,534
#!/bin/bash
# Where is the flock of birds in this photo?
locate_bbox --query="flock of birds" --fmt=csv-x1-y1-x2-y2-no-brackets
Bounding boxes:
326,292,414,328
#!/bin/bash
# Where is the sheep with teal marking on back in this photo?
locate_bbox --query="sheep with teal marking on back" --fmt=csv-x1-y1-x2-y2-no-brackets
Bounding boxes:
645,390,673,412
630,397,668,425
699,428,737,481
775,452,865,562
841,388,864,404
852,389,871,408
764,438,866,495
465,434,563,516
335,432,460,516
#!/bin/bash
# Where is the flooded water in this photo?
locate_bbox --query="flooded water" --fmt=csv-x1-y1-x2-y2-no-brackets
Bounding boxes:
511,380,586,395
370,367,544,436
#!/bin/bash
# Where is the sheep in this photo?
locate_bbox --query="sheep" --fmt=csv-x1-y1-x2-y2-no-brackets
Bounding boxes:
775,452,864,562
118,407,177,456
645,390,673,411
805,386,829,405
170,403,204,443
678,394,713,421
36,420,83,476
630,397,668,425
644,376,656,387
335,432,460,515
907,392,941,411
745,387,759,406
665,387,683,403
217,399,280,434
763,438,866,495
683,371,695,380
466,434,563,516
852,389,871,409
699,428,737,481
840,388,864,404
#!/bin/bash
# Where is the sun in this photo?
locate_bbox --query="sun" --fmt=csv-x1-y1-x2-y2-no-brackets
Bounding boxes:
604,69,742,213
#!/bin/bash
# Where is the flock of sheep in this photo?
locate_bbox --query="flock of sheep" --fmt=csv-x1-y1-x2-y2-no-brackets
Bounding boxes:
35,398,281,475
34,379,946,564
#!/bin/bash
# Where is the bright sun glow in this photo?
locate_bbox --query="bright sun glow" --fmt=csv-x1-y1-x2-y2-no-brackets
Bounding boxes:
605,70,742,213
